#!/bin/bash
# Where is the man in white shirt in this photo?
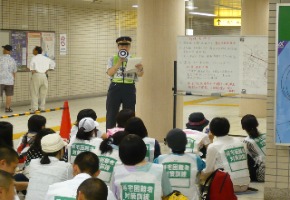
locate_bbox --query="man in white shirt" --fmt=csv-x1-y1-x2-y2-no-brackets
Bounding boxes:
45,151,116,200
0,45,17,112
29,46,55,112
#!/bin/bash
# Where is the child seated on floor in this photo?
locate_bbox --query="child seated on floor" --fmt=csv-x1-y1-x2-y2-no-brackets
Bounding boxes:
70,109,101,139
26,134,73,200
103,109,135,139
241,114,265,182
16,115,46,166
201,117,250,193
0,121,13,148
68,117,102,164
125,117,161,162
111,134,172,199
155,128,205,200
96,131,128,186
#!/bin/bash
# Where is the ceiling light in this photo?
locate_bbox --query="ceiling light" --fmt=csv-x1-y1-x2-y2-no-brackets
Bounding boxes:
132,5,138,8
186,6,198,10
189,12,216,17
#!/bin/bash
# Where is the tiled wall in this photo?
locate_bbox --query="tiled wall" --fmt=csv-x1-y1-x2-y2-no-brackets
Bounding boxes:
0,0,137,105
265,1,290,199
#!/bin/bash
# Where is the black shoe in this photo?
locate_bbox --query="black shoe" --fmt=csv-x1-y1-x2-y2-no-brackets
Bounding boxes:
5,108,13,112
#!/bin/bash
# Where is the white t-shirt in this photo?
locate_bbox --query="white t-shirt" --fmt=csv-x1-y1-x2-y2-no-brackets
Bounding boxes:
29,54,55,73
45,173,116,200
26,157,73,200
203,135,250,186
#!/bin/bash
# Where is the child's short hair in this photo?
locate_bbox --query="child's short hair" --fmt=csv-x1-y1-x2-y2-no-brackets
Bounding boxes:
124,117,148,138
74,152,99,176
28,115,46,132
0,146,18,164
119,134,147,165
116,109,135,128
209,117,230,137
77,178,108,200
166,128,187,153
76,109,97,125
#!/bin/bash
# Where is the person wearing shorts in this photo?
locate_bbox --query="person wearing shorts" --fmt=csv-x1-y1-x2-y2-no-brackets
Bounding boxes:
0,45,17,113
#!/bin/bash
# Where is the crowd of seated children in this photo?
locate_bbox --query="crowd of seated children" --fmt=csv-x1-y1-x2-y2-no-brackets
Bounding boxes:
111,134,172,199
3,106,266,200
70,109,101,139
103,109,135,139
201,117,250,192
97,131,128,186
67,117,103,163
25,134,73,200
45,151,115,200
155,128,205,200
124,117,161,161
183,112,211,158
241,114,266,182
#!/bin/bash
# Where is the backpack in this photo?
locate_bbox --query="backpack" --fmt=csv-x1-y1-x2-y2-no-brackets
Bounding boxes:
162,190,189,200
201,169,237,200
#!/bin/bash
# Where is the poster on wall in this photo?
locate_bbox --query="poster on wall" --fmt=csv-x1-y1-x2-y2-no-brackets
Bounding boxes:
42,32,55,60
10,31,27,71
275,4,290,145
27,32,41,68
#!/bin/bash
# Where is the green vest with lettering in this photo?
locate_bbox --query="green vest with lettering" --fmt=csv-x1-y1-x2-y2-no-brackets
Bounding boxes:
111,55,135,84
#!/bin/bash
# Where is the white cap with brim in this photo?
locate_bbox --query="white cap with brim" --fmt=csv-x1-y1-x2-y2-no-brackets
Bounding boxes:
79,117,97,132
41,133,67,153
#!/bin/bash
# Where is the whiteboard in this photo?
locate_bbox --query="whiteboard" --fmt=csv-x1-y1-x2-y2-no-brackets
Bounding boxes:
177,35,268,95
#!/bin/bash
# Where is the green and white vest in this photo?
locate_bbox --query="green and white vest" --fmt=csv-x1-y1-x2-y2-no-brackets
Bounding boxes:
67,136,102,164
157,153,199,200
113,164,163,200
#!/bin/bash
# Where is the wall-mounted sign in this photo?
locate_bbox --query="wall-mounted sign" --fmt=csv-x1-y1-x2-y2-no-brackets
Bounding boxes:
60,34,67,55
214,18,241,26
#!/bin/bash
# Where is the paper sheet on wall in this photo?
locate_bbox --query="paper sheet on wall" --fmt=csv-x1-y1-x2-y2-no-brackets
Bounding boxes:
125,57,142,73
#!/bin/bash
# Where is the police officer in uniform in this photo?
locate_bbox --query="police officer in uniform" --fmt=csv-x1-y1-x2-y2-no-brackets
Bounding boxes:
106,36,144,130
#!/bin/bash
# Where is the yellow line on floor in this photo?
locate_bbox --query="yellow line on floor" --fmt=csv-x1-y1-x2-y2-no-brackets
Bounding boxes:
183,96,220,106
13,95,237,140
190,103,239,107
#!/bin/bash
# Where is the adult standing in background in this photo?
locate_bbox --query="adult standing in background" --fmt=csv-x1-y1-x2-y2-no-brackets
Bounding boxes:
0,45,17,113
29,46,55,112
106,36,144,130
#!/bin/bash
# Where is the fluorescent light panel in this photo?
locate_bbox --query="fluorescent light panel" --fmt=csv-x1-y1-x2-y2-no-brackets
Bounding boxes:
189,12,216,17
186,6,198,10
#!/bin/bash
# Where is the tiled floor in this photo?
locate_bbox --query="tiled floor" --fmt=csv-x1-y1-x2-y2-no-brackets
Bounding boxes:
1,95,265,199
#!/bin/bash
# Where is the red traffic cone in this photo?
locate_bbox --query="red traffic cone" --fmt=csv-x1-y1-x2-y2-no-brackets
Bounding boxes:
59,101,71,140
